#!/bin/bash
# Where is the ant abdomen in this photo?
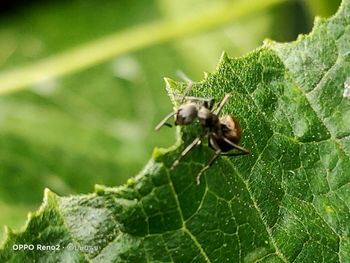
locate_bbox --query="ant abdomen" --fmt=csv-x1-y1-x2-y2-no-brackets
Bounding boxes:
210,115,242,152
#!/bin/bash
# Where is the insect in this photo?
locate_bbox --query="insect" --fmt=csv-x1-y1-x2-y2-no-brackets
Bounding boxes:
155,83,249,184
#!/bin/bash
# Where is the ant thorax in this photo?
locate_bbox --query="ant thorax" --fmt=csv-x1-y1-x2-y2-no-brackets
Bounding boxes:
198,106,219,129
175,102,198,125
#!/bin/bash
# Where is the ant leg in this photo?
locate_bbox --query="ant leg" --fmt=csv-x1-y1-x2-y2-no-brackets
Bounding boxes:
176,70,215,108
173,95,214,107
180,82,194,103
155,112,176,131
196,149,221,185
213,94,231,115
221,152,248,156
221,137,250,155
196,135,221,184
171,136,202,170
181,96,214,104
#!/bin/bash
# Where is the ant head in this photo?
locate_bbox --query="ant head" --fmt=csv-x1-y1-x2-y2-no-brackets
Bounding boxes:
175,103,198,125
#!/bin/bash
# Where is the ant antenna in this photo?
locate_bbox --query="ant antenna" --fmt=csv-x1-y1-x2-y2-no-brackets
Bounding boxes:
155,70,194,131
176,70,194,103
176,69,192,84
155,112,175,131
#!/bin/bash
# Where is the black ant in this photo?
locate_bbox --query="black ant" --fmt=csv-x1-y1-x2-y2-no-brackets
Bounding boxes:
156,78,249,184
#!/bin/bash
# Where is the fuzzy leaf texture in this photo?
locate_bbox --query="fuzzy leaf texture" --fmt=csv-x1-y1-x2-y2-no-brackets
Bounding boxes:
1,1,350,262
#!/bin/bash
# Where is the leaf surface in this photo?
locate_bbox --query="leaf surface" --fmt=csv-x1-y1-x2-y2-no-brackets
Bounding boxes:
1,0,350,262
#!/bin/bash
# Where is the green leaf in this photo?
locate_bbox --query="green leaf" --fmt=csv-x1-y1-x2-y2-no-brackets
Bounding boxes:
0,0,289,238
1,0,350,262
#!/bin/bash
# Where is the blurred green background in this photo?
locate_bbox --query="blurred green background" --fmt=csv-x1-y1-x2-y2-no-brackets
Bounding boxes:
0,0,341,241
